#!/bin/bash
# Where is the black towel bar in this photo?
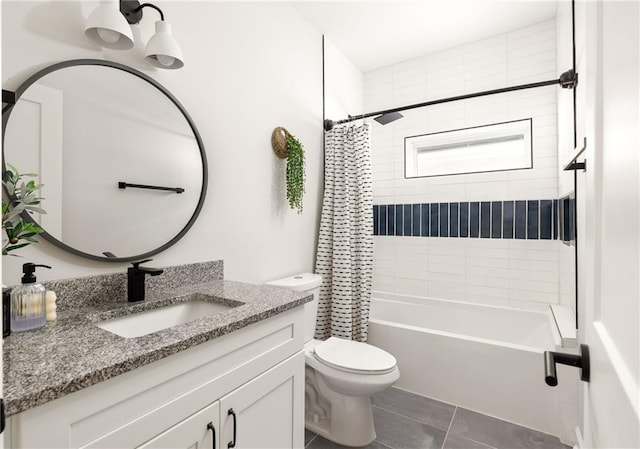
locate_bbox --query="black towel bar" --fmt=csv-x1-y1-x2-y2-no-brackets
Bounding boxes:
118,182,184,194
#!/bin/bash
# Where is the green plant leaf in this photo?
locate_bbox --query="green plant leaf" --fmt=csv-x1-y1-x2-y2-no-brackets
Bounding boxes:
5,242,30,252
2,165,46,256
285,134,305,214
26,206,46,215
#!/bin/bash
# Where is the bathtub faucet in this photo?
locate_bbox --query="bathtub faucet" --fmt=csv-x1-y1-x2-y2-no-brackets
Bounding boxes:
543,344,590,387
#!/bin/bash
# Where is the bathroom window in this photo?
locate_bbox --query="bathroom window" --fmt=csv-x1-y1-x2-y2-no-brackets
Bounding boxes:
404,118,533,178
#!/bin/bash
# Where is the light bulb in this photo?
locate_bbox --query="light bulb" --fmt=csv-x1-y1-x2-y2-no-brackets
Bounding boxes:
156,54,176,67
96,28,121,44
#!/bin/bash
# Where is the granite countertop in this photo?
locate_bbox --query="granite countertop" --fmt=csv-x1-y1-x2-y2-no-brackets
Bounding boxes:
3,279,311,417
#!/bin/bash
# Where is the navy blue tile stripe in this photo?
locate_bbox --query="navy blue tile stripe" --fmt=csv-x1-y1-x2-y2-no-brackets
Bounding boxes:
503,201,514,239
387,205,395,235
515,201,526,239
430,203,439,237
403,204,412,236
450,203,459,238
373,205,379,236
412,204,421,237
480,202,491,238
373,199,560,240
459,202,469,238
491,201,502,238
439,203,449,238
540,200,552,240
553,199,558,240
527,201,539,239
421,204,429,237
470,202,479,238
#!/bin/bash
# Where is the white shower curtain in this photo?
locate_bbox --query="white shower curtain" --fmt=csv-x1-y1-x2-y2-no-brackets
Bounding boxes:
315,123,373,343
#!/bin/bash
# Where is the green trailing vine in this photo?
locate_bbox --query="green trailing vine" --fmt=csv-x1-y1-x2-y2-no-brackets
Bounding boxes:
2,165,46,256
286,134,305,214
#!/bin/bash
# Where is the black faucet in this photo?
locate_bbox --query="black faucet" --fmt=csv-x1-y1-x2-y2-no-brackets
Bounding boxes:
127,259,164,302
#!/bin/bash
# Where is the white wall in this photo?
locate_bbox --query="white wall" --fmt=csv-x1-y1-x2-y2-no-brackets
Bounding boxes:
2,1,324,285
323,37,363,123
367,19,564,311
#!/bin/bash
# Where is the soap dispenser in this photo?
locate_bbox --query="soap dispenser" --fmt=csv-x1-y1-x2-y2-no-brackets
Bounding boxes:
10,263,51,332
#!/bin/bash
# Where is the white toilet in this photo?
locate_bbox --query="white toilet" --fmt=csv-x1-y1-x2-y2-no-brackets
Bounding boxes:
267,273,399,447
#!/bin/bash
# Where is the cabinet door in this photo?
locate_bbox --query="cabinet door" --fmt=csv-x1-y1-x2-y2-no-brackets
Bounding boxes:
220,352,304,449
137,401,220,449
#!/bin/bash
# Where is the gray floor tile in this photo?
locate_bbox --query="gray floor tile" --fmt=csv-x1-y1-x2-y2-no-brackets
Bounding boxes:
372,387,456,431
306,434,389,449
373,406,447,449
442,433,495,449
449,408,570,449
306,429,318,447
306,435,346,449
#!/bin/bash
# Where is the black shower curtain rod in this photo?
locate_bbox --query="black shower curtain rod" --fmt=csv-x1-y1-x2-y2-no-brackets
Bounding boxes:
323,68,577,131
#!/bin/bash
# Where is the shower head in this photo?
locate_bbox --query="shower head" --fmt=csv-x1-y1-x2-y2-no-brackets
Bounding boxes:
324,110,404,131
374,111,403,125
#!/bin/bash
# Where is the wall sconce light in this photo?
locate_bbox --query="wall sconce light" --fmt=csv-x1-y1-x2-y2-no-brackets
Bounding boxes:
84,0,184,69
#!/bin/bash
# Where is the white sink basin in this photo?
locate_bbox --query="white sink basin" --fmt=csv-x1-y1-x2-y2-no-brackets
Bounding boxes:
96,300,234,338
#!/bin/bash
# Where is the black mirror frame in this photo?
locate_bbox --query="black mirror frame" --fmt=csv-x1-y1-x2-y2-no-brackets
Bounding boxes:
2,59,208,263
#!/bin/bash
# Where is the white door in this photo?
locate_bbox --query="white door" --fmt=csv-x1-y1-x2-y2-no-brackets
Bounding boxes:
219,353,304,449
577,1,640,447
3,84,63,236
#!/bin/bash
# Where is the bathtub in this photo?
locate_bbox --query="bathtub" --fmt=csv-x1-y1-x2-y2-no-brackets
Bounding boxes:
368,293,566,437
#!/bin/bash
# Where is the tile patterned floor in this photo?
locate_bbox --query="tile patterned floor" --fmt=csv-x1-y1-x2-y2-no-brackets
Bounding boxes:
305,388,570,449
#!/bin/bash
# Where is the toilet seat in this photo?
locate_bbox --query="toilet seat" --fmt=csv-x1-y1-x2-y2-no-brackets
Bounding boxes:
313,337,397,374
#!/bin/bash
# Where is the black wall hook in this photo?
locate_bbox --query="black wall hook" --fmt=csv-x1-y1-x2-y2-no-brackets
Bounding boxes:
544,344,590,386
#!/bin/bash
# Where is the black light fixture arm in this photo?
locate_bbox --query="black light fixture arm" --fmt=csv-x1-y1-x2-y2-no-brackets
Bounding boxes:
120,0,165,25
324,69,578,131
136,3,164,21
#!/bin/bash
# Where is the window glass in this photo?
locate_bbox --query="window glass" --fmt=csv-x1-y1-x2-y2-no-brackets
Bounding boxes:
405,118,533,178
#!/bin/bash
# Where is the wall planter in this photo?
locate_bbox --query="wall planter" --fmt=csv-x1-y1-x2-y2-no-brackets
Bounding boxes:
272,127,305,214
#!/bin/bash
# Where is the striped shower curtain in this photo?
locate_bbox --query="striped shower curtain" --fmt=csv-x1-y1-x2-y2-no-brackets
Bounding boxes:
315,123,373,343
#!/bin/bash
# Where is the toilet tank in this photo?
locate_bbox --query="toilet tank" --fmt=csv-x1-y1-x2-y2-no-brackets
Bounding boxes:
266,273,322,343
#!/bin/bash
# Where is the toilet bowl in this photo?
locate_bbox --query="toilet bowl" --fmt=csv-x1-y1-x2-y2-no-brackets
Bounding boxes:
267,273,400,447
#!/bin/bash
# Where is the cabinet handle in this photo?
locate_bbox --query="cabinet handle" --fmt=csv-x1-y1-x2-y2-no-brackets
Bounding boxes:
227,408,237,448
207,421,216,449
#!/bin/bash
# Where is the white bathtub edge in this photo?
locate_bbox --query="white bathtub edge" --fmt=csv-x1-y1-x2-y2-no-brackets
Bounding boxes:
369,317,545,354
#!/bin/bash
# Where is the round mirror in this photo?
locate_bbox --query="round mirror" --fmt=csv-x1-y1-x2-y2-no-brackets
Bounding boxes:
2,59,208,262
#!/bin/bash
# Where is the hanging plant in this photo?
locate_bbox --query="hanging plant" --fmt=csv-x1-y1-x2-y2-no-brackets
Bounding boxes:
285,134,305,214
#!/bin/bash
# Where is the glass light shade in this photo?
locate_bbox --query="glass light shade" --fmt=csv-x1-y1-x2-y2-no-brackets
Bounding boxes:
144,21,184,69
84,2,134,50
96,28,121,44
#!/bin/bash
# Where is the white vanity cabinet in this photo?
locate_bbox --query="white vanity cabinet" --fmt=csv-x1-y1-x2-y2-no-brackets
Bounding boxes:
7,307,305,449
138,401,220,449
218,353,302,449
135,353,303,449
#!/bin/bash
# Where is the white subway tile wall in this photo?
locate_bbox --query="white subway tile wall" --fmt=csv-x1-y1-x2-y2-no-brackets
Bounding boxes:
367,19,566,311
